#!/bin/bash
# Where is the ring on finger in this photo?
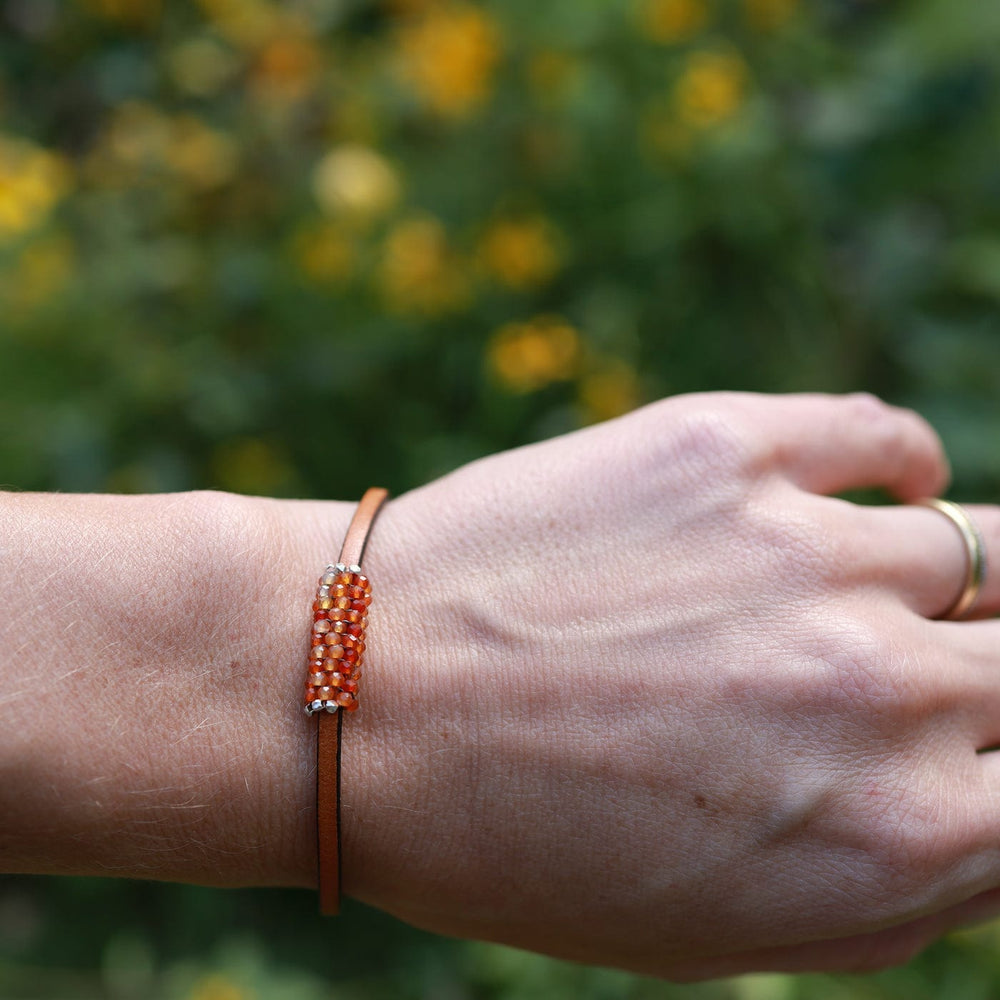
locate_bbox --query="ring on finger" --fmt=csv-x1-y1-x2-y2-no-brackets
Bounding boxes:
916,498,988,620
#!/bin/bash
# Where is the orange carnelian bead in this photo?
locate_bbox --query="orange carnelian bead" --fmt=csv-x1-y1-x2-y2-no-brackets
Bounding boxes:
311,635,325,647
317,686,336,700
343,609,361,623
324,644,345,659
337,572,352,585
330,621,349,634
309,672,325,686
342,678,358,694
336,691,354,707
356,640,366,655
328,672,344,688
346,623,362,637
313,598,334,611
313,620,332,634
333,596,351,610
339,633,356,648
308,657,324,669
332,584,349,598
350,599,366,613
342,647,358,663
305,685,318,699
313,611,329,622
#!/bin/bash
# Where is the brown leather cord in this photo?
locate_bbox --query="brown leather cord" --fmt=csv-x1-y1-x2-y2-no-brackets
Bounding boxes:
317,487,389,915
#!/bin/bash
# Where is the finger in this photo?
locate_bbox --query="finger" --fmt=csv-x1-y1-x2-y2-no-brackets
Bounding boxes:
742,392,950,500
667,887,1000,978
919,619,1000,749
841,503,999,620
950,621,1000,752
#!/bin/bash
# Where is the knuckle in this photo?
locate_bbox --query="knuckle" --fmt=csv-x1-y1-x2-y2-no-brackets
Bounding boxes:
850,392,904,440
805,615,910,718
846,391,893,422
741,499,838,594
846,394,919,480
646,401,761,482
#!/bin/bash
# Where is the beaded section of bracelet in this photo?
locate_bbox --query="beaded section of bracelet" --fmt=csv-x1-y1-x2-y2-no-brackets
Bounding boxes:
303,562,371,716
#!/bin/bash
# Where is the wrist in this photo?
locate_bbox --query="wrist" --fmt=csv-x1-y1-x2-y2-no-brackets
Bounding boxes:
265,490,436,901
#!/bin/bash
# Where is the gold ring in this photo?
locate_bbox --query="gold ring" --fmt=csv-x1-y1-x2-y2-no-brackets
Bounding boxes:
916,498,988,620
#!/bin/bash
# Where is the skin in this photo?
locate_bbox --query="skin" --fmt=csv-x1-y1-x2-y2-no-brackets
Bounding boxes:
2,391,1000,980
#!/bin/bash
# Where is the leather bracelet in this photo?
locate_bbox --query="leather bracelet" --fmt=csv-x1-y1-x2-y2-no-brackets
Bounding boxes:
303,487,389,915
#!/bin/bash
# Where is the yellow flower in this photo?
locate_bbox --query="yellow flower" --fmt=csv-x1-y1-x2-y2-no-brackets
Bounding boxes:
478,216,562,291
744,0,798,30
395,3,502,118
86,104,238,190
312,145,401,223
577,358,642,422
292,223,354,284
0,136,72,241
165,116,238,190
633,0,709,44
674,50,748,128
488,315,581,393
378,214,470,316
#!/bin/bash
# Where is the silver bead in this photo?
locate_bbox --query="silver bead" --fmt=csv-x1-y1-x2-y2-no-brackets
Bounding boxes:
348,563,362,574
335,562,348,573
324,702,339,714
310,699,324,714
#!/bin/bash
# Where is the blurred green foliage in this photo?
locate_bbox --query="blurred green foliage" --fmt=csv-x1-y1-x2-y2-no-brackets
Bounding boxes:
2,0,1000,995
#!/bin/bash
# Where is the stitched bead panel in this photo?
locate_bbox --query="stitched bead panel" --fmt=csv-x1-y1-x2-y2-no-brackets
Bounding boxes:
304,562,372,716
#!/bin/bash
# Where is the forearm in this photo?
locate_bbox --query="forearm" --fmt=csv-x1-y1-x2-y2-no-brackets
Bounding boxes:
0,490,358,889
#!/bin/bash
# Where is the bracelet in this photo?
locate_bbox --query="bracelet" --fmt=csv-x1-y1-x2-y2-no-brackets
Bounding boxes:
304,486,389,915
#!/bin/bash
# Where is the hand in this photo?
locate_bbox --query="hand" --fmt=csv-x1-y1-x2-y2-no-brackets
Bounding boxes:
326,391,1000,978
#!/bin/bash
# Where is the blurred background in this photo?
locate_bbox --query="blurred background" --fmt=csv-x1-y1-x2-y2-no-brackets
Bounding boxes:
2,0,1000,996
